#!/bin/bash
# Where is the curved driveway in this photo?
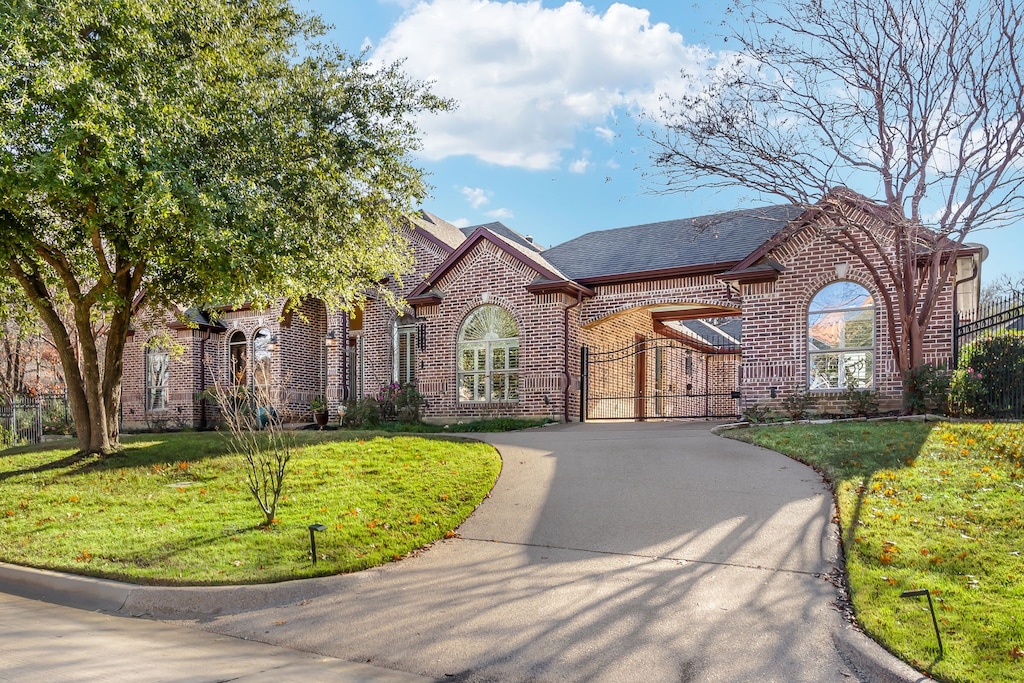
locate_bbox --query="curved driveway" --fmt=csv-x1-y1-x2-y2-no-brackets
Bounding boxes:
190,422,856,682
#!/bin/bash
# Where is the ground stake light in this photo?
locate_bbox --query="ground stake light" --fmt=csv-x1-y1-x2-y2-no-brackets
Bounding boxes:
308,523,327,565
900,588,943,657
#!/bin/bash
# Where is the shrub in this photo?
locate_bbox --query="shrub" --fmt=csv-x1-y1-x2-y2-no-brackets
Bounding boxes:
0,423,19,449
392,383,425,424
741,403,772,423
780,388,815,420
949,331,1024,418
208,384,292,528
902,362,950,415
343,396,382,429
841,387,880,417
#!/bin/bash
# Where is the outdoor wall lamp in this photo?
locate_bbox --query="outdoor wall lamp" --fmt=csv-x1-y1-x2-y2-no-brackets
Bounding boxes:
900,588,943,657
324,330,338,348
308,523,327,565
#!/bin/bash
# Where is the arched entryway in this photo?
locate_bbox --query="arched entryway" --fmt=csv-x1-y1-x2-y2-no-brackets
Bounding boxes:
579,302,742,421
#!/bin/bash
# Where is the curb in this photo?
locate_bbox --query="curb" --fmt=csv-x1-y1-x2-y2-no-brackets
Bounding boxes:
0,560,370,618
833,627,936,683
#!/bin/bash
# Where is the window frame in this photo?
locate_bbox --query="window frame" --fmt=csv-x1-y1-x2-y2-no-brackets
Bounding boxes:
394,323,417,385
229,330,247,388
144,347,169,412
252,328,272,397
457,305,520,404
807,280,876,390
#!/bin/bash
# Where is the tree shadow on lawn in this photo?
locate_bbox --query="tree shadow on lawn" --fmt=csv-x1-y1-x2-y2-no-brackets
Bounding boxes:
0,434,232,483
764,422,938,551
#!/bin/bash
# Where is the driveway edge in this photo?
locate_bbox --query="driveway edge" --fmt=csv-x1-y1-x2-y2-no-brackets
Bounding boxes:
0,560,356,618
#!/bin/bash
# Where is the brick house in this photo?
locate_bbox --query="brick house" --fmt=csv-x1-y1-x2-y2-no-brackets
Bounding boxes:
120,190,983,428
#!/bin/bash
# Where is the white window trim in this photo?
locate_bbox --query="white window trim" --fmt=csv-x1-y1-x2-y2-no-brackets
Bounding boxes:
807,282,876,390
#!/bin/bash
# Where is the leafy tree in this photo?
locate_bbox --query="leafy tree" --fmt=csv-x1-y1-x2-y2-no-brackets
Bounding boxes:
0,0,451,454
646,0,1024,407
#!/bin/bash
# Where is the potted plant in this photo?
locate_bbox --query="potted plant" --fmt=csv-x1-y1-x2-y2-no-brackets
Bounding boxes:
310,397,329,428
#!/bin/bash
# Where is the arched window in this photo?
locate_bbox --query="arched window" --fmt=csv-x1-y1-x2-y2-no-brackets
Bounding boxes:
229,331,247,387
253,328,272,395
808,281,875,389
458,305,519,402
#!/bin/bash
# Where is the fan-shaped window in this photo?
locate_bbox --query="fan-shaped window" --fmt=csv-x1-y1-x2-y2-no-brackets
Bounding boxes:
253,328,272,395
457,305,519,402
808,281,875,389
229,331,247,387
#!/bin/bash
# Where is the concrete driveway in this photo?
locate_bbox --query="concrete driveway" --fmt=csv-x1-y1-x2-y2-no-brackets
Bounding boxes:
184,422,857,682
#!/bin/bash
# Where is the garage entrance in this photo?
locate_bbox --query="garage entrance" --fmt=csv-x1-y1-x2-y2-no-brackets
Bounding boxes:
580,334,741,421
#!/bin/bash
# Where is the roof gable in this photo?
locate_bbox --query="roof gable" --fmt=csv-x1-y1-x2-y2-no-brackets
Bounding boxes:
408,227,591,304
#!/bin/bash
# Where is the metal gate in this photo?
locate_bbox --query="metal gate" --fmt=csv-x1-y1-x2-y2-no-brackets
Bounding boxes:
580,335,741,421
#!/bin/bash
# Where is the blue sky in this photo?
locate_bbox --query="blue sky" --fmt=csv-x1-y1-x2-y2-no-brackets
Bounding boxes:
300,0,1021,284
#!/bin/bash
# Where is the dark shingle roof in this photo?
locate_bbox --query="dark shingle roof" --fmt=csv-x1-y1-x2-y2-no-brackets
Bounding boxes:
542,205,803,281
668,318,742,348
413,211,467,250
460,222,543,252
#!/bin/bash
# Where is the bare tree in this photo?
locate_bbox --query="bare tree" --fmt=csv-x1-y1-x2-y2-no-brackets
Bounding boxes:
646,0,1024,402
982,272,1024,306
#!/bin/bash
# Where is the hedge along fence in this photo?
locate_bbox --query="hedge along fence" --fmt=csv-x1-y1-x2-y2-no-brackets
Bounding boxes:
949,331,1024,419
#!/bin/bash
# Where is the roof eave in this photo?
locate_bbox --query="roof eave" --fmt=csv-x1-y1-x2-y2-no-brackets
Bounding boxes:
576,261,742,286
525,280,595,298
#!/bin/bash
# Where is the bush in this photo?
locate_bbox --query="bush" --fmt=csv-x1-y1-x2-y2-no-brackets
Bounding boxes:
841,387,880,417
741,403,772,423
780,388,815,420
949,331,1024,418
343,396,382,429
392,384,426,424
902,362,950,415
0,424,19,449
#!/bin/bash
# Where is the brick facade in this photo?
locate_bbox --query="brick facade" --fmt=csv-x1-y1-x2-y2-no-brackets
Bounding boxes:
121,202,963,428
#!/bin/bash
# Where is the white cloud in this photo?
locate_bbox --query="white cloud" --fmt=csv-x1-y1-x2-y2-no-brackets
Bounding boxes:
595,126,615,142
460,186,491,209
569,157,591,174
486,207,514,219
372,0,715,170
450,217,472,228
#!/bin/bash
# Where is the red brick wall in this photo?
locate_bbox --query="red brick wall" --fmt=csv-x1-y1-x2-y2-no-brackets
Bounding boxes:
412,239,571,422
122,298,332,428
740,226,954,413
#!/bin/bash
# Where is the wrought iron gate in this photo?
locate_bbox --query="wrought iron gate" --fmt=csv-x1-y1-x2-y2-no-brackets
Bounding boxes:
580,336,741,421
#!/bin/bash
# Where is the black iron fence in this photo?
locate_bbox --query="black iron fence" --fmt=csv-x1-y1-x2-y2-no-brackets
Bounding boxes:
953,292,1024,419
954,291,1024,359
0,393,73,446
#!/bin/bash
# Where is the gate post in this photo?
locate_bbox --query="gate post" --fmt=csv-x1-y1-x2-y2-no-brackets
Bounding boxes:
579,346,589,423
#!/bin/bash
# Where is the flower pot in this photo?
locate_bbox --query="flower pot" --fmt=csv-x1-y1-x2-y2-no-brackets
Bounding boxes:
314,411,329,428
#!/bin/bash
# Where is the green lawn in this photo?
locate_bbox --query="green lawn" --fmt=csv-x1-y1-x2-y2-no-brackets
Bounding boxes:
728,421,1024,683
0,431,500,585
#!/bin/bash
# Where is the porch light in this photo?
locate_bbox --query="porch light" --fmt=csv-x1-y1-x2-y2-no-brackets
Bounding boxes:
266,335,279,352
325,330,338,347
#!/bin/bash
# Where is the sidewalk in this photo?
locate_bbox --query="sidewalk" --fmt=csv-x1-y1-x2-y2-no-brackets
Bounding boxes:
0,589,431,682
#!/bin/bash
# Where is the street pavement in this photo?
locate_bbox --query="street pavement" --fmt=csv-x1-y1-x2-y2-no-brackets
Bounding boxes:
0,590,428,682
2,422,929,682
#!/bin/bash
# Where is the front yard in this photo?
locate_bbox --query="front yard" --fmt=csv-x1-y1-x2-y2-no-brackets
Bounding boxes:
728,421,1024,683
0,431,500,585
